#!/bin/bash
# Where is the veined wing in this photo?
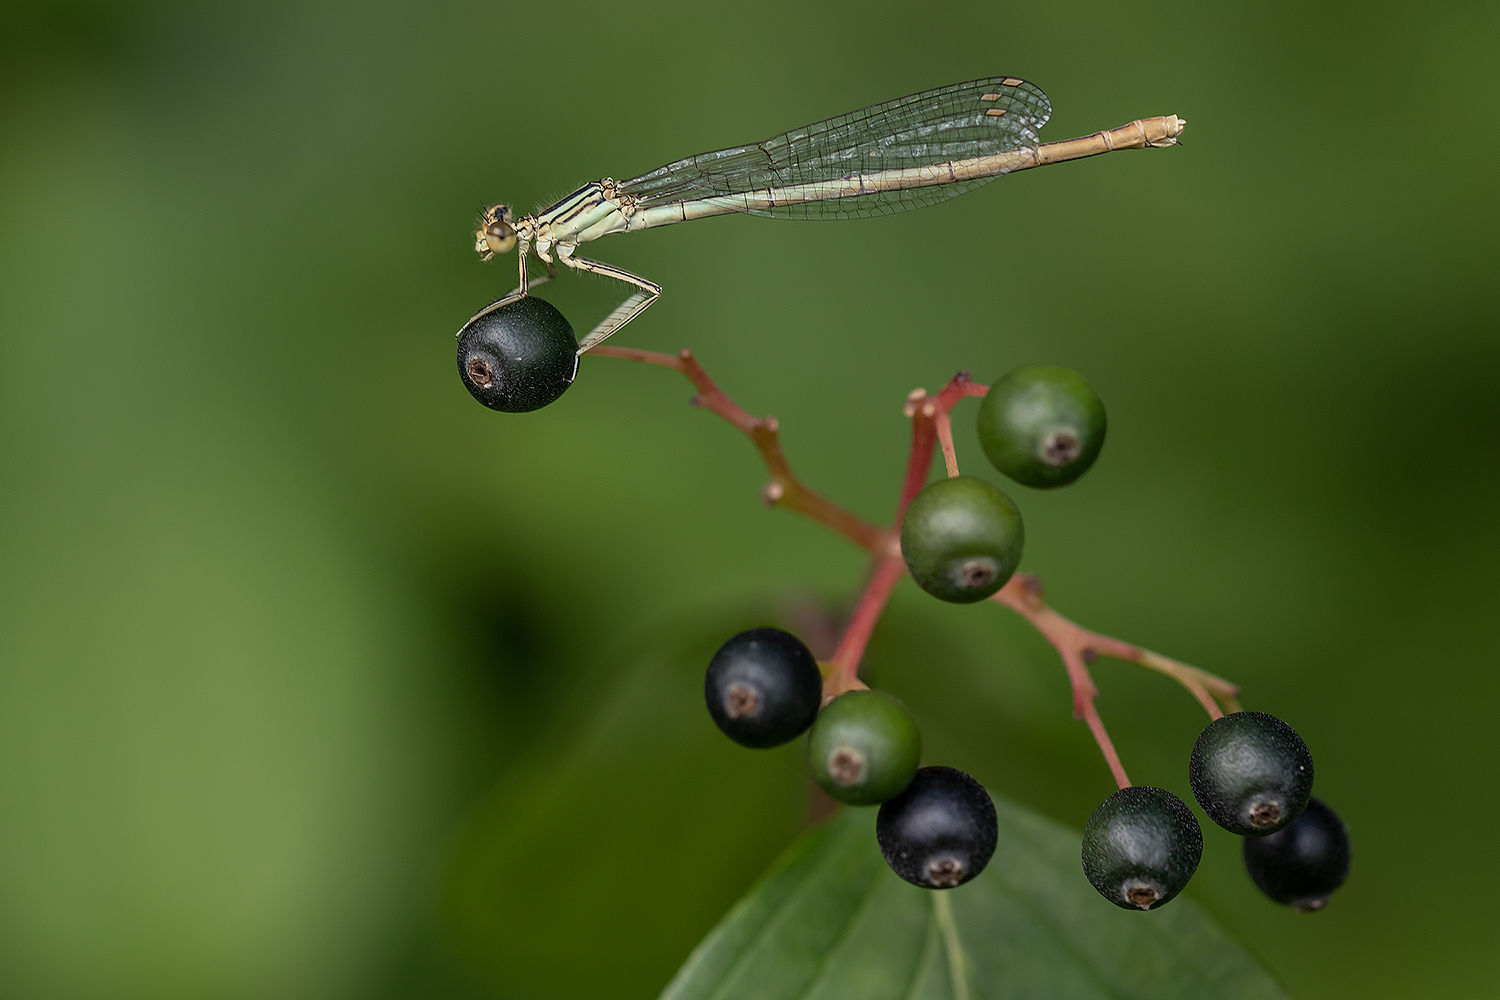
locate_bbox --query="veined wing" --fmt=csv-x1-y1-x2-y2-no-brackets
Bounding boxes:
617,78,1051,221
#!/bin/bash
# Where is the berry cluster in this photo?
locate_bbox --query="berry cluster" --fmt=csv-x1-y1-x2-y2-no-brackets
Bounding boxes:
456,300,1352,911
1084,711,1349,911
698,364,1350,908
703,365,1101,889
705,626,995,889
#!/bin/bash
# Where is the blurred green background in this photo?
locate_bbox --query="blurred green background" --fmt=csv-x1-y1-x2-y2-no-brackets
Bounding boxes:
2,0,1496,997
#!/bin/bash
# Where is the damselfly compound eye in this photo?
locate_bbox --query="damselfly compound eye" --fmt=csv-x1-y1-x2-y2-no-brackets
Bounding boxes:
476,208,518,256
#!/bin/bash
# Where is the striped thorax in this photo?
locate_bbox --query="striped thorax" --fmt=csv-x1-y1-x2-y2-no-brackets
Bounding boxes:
476,179,637,266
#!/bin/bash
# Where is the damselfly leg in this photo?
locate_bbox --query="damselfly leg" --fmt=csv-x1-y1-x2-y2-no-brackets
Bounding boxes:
460,243,557,328
557,250,663,353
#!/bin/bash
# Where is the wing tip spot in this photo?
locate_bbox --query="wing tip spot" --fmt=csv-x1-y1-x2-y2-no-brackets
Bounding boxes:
980,93,1002,101
1001,77,1025,86
984,108,1007,117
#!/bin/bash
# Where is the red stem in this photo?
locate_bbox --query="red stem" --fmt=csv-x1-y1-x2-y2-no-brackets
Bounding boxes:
993,574,1143,787
936,411,960,477
586,344,883,552
823,373,980,699
823,553,903,702
587,345,1233,784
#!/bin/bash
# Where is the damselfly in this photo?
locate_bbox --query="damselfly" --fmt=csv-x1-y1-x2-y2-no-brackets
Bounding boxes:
469,78,1183,351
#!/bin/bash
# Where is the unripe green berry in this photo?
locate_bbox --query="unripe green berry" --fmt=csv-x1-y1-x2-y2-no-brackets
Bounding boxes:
808,690,921,805
900,475,1024,604
457,296,578,412
977,365,1106,488
1189,711,1314,836
1081,786,1203,911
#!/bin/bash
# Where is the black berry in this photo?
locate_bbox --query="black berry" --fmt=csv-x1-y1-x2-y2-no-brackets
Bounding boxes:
899,476,1024,604
1242,797,1351,910
976,365,1106,488
457,296,577,412
704,628,821,749
808,690,921,806
877,766,997,888
1189,711,1314,836
1081,785,1203,911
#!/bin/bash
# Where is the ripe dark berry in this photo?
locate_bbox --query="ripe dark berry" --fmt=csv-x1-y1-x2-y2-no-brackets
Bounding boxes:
1242,797,1351,910
899,475,1024,604
1081,786,1203,911
704,628,822,749
808,690,921,806
876,766,997,888
1189,711,1314,836
457,296,578,412
976,365,1106,488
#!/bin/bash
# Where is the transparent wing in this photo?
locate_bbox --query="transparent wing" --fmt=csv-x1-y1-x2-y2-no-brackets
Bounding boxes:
617,78,1051,220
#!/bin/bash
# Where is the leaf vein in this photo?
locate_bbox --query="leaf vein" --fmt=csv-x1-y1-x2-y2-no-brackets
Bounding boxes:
896,905,943,1000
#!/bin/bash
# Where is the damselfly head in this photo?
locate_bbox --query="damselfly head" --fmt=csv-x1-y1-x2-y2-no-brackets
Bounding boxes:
475,203,517,259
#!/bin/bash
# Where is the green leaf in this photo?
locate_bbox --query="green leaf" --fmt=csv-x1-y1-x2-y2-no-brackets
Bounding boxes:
661,803,1287,1000
442,611,815,998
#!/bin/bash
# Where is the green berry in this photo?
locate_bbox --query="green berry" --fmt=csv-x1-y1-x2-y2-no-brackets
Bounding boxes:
899,475,1024,604
808,690,921,805
704,628,822,749
1081,786,1203,911
1189,711,1314,836
877,766,997,888
457,296,577,412
977,364,1106,488
1242,797,1351,910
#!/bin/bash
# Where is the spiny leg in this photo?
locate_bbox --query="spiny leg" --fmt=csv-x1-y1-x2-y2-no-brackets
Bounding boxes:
560,253,663,353
457,242,557,333
510,255,557,298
